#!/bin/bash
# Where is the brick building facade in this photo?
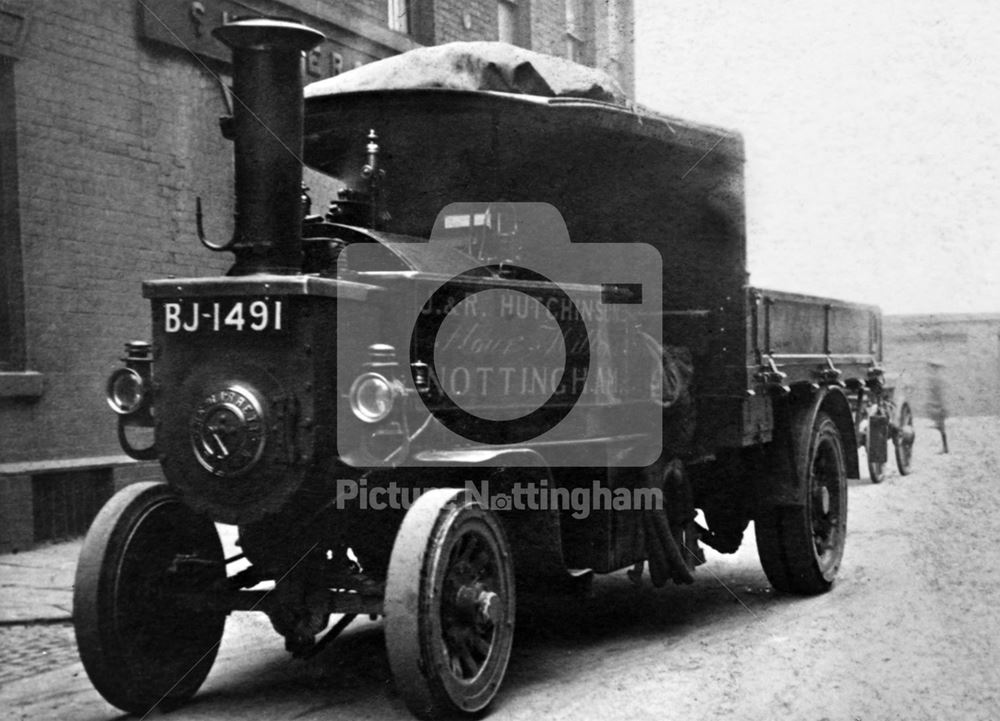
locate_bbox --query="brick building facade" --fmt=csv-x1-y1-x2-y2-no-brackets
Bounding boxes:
0,0,634,550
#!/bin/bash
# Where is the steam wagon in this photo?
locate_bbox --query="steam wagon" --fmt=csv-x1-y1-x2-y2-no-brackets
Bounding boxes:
76,18,912,718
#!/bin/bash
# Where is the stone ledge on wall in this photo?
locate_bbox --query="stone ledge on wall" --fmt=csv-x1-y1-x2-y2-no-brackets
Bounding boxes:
0,371,44,399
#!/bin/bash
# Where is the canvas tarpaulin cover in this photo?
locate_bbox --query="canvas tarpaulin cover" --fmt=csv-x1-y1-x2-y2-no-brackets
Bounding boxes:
305,41,629,106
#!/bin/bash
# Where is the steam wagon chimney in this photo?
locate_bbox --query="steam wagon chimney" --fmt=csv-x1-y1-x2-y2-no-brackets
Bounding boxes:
213,19,325,275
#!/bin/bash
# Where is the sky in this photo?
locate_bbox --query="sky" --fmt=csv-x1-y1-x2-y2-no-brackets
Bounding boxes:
634,0,1000,314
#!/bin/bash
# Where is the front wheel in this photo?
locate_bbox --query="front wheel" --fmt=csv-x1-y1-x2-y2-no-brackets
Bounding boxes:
756,411,848,595
894,402,915,475
384,488,515,718
74,482,226,714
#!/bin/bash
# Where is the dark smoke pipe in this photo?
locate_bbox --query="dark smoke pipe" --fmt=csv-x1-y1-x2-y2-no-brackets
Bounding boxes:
213,19,325,274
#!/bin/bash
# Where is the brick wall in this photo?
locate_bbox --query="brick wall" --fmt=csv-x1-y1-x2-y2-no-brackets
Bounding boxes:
530,0,565,56
884,314,1000,418
0,0,233,463
341,0,388,24
433,0,497,43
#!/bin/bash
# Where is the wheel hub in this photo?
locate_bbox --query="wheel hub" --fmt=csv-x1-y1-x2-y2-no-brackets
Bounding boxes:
817,485,830,516
455,583,502,627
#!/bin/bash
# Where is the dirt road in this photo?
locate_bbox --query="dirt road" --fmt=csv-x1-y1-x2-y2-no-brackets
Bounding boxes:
3,416,998,720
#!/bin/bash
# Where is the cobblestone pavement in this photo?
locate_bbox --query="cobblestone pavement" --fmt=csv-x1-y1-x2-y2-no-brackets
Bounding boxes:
0,538,80,687
0,526,239,690
0,623,79,686
0,541,77,624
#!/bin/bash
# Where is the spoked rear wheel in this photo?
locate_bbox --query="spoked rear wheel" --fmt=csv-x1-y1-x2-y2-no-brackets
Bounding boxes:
894,402,915,475
756,411,848,595
74,482,226,714
385,488,515,718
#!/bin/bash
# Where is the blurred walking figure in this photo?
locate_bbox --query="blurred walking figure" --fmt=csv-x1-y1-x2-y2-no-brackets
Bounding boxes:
927,361,949,453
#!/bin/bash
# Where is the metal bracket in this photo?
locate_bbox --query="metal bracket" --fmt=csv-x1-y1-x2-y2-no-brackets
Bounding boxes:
117,417,158,460
196,196,235,251
866,364,886,390
755,357,789,395
817,357,845,387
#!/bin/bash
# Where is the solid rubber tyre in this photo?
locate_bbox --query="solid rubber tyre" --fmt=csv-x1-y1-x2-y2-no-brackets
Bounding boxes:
895,402,915,476
384,488,515,718
74,482,226,714
868,456,886,484
756,411,848,595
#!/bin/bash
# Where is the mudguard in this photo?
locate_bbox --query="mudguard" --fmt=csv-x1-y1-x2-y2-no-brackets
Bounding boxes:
412,447,586,591
758,385,859,508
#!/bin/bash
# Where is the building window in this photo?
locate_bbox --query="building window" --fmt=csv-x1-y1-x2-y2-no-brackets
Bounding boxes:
388,0,410,34
498,0,531,47
0,56,25,372
498,0,517,44
565,0,591,64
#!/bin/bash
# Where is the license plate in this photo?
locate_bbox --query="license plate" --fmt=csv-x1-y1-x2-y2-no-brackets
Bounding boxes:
163,299,284,333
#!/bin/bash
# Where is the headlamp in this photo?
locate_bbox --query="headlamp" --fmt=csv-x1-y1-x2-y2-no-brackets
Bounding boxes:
106,368,147,415
349,372,395,423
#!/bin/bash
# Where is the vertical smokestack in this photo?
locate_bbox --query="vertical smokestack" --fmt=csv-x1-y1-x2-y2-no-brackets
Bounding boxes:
213,19,325,274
